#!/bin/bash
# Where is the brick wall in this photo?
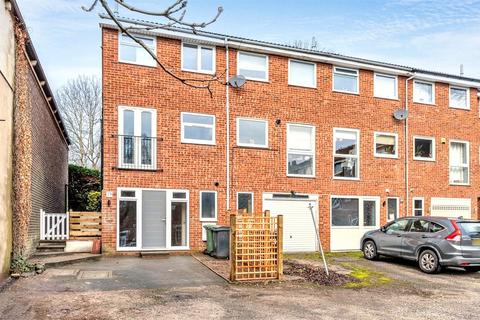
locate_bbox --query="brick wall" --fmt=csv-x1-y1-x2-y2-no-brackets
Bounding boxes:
26,66,68,255
102,27,479,253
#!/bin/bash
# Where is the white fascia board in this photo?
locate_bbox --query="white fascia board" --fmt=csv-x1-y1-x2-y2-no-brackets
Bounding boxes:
414,73,480,89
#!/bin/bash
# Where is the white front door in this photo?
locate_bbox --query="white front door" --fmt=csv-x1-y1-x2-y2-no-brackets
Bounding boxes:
330,196,380,251
263,193,318,252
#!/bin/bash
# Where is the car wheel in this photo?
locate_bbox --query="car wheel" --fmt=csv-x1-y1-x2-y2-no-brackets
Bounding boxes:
464,266,480,273
363,240,378,260
418,249,442,274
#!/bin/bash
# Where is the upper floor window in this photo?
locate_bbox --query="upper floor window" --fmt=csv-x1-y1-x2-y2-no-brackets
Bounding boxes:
288,59,316,88
334,128,359,179
287,124,315,177
449,86,469,110
237,118,268,148
374,132,398,158
181,43,215,74
181,112,215,145
413,80,435,104
449,140,469,185
333,67,359,94
413,136,435,161
374,73,397,99
118,33,156,67
118,106,157,170
237,52,268,81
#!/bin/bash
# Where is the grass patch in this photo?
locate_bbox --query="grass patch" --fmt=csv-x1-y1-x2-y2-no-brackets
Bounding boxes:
285,251,363,262
341,262,392,289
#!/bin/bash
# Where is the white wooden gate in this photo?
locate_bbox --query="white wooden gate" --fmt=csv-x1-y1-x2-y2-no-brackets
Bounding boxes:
40,209,69,240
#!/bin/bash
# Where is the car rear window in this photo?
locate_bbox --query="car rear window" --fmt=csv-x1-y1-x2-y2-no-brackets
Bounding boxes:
458,222,480,238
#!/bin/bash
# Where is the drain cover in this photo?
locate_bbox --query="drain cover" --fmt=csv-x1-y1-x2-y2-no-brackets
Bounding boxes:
77,270,112,280
45,269,79,277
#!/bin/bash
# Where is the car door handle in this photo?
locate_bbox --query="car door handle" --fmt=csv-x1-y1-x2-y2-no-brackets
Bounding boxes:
396,234,402,237
421,235,429,238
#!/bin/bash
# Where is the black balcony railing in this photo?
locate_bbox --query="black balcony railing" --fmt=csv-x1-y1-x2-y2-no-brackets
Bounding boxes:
117,135,157,170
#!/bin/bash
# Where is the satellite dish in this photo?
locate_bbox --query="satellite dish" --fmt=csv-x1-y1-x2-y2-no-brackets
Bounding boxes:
228,75,246,88
393,109,409,120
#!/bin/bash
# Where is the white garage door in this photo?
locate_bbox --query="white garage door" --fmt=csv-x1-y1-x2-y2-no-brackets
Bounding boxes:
430,198,471,218
263,193,318,252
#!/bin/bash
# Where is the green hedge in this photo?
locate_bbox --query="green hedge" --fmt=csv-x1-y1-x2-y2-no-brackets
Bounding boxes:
68,164,101,211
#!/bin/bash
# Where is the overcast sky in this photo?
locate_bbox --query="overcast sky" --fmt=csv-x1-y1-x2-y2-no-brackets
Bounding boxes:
16,0,480,90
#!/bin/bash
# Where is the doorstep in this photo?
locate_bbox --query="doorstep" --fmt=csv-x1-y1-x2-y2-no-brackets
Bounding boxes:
30,253,102,268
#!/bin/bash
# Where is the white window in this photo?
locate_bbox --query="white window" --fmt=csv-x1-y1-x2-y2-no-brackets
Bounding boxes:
181,112,215,145
387,197,399,221
237,52,268,81
449,86,469,110
288,59,316,88
333,128,359,179
374,132,398,158
237,192,253,213
287,124,315,177
450,140,469,185
237,118,268,148
413,80,435,104
118,106,157,170
412,197,424,216
333,67,359,94
413,136,435,161
118,33,156,67
181,43,215,74
374,73,397,99
200,191,217,221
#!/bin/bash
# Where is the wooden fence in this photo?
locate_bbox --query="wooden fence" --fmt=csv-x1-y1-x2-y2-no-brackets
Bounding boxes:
40,210,69,240
69,211,102,239
230,211,283,281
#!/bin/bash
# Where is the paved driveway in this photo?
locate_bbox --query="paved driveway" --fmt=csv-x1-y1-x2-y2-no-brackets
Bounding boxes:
0,254,479,319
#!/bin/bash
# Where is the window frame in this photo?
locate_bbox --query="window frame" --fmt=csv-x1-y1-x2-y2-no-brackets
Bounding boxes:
449,139,470,186
412,197,424,217
180,42,216,74
386,197,400,222
413,136,435,162
332,66,359,95
236,117,268,148
237,192,254,214
333,128,360,180
180,112,216,145
118,31,157,67
199,190,218,222
237,51,269,82
374,73,398,100
288,59,317,88
286,123,316,178
413,80,435,105
373,131,398,159
117,106,157,170
449,86,470,110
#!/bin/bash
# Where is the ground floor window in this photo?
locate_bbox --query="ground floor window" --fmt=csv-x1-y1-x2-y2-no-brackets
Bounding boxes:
387,197,399,221
200,191,217,221
237,192,253,213
119,197,137,248
413,198,424,216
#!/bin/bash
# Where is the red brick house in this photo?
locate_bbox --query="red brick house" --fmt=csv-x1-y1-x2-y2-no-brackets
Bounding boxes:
101,18,480,254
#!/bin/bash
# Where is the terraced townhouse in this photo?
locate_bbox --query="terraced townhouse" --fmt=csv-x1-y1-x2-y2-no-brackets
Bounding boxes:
100,17,480,254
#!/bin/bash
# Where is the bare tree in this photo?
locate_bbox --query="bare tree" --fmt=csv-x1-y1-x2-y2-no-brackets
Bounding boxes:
56,76,101,169
82,0,225,95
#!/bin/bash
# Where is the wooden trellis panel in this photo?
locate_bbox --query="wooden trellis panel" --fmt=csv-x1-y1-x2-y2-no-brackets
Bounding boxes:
230,211,283,281
69,211,102,239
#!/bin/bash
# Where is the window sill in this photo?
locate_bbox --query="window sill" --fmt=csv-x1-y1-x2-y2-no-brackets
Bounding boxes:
333,89,359,95
287,174,316,179
413,157,435,162
412,100,436,106
449,183,470,187
115,167,159,172
200,218,218,222
449,106,470,111
240,76,269,83
374,95,399,101
235,145,270,150
181,68,216,75
181,140,216,146
118,60,157,68
287,83,317,90
333,177,360,181
374,154,399,159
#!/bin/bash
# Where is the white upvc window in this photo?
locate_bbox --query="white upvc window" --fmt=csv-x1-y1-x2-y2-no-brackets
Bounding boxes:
181,43,215,74
237,192,254,213
449,140,469,185
237,118,268,148
413,136,435,161
333,67,359,94
374,132,398,158
449,86,470,110
333,128,359,179
288,59,316,88
374,73,398,99
287,123,315,177
118,106,157,170
413,80,435,104
181,112,215,145
200,191,217,221
412,197,424,216
237,51,268,81
387,197,399,221
118,32,156,67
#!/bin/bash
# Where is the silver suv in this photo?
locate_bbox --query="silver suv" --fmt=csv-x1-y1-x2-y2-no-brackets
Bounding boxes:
360,217,480,273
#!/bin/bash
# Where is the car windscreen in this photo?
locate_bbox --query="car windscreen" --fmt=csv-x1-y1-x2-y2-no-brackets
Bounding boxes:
458,222,480,239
